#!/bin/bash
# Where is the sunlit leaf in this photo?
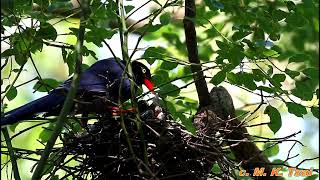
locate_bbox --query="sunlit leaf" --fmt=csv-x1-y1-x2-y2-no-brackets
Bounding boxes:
264,105,282,134
6,86,17,101
263,143,279,157
37,22,57,41
210,70,226,85
33,78,61,92
286,102,307,117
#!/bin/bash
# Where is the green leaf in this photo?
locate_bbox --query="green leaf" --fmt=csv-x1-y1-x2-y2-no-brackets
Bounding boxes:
8,123,19,132
159,83,180,97
1,0,14,11
257,86,274,93
302,68,319,80
162,32,184,53
216,40,229,50
235,109,248,119
272,9,288,21
198,44,214,60
264,105,282,134
39,126,54,143
50,175,60,180
137,24,163,33
81,63,90,71
6,86,17,101
211,164,222,173
179,114,196,134
286,102,307,117
304,174,319,180
271,159,289,170
269,33,280,41
152,70,169,86
66,52,76,75
48,1,73,12
33,78,61,92
228,46,244,66
286,12,308,27
285,68,300,79
37,22,57,41
253,28,265,41
263,49,280,57
271,74,286,87
252,69,265,82
263,143,279,157
142,46,167,64
311,107,319,119
267,65,273,76
85,28,116,47
292,80,314,101
160,61,178,70
69,27,79,35
286,1,296,12
1,49,15,57
210,70,226,85
172,66,193,83
240,72,257,90
232,31,252,41
289,54,311,63
160,13,171,25
124,5,134,14
227,72,240,85
61,48,67,62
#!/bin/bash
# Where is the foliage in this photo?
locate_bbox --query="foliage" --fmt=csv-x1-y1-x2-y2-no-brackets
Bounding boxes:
1,0,318,179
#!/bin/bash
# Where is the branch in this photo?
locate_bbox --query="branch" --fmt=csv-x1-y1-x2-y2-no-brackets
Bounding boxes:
31,1,88,179
1,127,21,180
116,0,137,161
183,0,210,107
196,86,280,180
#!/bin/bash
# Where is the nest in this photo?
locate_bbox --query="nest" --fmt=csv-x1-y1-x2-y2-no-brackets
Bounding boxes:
61,100,238,179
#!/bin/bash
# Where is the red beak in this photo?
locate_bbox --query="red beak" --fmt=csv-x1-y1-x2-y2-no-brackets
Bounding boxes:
144,79,154,93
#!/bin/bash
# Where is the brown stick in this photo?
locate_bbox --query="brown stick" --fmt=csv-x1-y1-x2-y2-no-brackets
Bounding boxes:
208,86,279,180
183,0,210,107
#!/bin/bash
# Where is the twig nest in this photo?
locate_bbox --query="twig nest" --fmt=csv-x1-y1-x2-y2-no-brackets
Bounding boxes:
62,101,237,179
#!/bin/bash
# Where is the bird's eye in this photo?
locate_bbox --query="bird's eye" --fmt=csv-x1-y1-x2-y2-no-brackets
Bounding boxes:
142,68,146,73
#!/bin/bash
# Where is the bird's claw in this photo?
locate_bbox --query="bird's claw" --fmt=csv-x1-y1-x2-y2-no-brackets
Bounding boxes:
107,106,136,116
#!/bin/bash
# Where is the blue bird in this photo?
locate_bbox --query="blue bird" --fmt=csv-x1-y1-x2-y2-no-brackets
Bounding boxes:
1,58,154,126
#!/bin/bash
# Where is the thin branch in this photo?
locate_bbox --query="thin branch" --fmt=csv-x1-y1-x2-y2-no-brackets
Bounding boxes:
31,1,88,179
1,127,21,180
126,0,152,20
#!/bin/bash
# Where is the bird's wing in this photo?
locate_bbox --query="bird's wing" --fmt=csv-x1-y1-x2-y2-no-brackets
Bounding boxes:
58,71,109,93
56,59,132,102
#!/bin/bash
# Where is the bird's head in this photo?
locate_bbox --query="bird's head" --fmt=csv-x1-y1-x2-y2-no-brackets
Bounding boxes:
132,61,154,93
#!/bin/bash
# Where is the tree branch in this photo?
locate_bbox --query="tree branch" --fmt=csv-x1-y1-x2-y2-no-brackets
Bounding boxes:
207,86,279,180
31,1,88,179
183,0,210,107
1,128,21,180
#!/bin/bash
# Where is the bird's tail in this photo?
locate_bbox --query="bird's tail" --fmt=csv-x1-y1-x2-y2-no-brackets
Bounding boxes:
1,92,65,126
